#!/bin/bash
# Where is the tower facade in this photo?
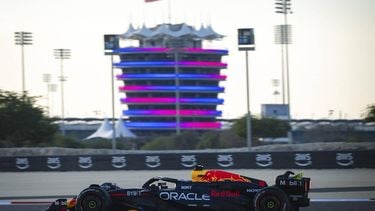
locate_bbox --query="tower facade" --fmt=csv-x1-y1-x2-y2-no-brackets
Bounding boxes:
113,23,228,135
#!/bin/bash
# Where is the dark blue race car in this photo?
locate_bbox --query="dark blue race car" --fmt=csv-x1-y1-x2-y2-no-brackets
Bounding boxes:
45,166,311,211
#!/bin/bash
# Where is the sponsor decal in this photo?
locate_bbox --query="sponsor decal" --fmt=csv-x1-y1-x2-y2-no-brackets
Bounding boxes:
127,190,141,197
217,154,234,167
246,188,261,193
294,153,312,167
181,186,192,190
278,179,303,186
159,192,210,201
145,156,161,168
47,157,61,169
255,154,273,167
336,153,354,166
181,155,197,168
16,158,30,170
210,190,240,197
112,156,126,168
78,156,93,169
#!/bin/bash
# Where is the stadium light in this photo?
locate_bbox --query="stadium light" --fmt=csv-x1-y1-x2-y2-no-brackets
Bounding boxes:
42,73,51,116
274,0,292,120
48,84,57,116
54,48,71,135
14,31,33,93
275,0,292,14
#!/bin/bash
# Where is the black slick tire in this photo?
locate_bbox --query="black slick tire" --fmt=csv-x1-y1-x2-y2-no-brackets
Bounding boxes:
254,187,291,211
76,185,111,211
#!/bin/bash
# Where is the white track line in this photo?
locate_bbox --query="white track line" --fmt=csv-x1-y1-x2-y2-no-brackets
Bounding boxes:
311,198,375,202
1,198,374,205
0,201,51,205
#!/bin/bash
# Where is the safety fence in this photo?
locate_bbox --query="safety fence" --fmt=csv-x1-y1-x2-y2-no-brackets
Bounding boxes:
0,150,374,171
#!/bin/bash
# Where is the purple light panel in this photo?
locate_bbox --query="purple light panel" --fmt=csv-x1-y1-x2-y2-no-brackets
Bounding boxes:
117,74,227,80
119,86,224,92
183,48,228,54
124,122,222,129
113,47,169,53
121,97,224,104
114,61,227,68
124,109,222,116
112,47,228,55
181,122,221,129
180,61,227,67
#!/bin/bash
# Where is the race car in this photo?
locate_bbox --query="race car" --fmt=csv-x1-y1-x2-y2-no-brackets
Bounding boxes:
45,165,310,211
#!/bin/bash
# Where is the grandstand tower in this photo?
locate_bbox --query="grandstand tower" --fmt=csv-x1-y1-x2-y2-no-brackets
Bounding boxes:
113,23,228,135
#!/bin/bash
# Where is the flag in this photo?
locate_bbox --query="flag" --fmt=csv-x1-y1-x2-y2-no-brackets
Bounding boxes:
145,0,160,2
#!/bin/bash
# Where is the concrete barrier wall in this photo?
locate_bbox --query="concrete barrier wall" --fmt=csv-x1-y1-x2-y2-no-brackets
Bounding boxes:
0,150,374,172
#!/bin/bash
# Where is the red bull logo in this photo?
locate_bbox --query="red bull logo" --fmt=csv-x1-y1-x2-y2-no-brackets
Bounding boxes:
210,190,241,197
192,170,251,183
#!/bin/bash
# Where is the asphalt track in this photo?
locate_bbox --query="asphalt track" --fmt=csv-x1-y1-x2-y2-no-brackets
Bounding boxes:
1,169,374,210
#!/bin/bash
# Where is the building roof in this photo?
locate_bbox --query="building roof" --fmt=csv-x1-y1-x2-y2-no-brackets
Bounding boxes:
120,23,224,40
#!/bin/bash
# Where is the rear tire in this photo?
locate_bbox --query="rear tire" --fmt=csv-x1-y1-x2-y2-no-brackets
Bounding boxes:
254,187,291,211
76,185,111,211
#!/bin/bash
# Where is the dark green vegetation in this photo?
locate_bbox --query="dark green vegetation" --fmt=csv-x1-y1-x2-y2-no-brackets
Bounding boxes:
0,90,57,147
1,89,374,150
364,104,375,122
233,116,290,139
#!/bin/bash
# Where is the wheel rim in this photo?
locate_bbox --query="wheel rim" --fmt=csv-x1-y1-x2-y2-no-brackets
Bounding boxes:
259,195,281,211
88,200,97,209
267,200,276,209
82,195,102,211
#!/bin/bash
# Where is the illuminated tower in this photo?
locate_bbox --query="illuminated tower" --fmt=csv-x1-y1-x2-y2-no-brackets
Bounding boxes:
114,23,228,135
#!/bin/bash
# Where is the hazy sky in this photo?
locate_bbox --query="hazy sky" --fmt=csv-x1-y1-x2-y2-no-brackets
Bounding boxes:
0,0,374,120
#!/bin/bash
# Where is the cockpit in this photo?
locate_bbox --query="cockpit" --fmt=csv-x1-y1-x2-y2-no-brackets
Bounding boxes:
142,177,178,190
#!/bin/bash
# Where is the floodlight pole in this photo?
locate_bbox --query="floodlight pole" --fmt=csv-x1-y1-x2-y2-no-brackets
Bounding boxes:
284,14,291,120
104,34,120,150
54,48,71,135
47,84,57,117
238,28,255,151
275,0,292,119
245,50,252,150
42,73,51,116
110,55,117,150
14,32,33,93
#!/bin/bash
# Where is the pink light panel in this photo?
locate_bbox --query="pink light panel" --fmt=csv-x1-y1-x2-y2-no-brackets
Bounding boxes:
124,109,222,116
124,122,222,129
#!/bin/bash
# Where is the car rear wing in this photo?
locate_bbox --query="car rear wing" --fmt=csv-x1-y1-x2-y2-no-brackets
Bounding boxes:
275,171,311,207
275,171,310,193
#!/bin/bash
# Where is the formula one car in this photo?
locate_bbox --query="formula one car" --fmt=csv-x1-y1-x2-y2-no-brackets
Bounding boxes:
45,166,310,211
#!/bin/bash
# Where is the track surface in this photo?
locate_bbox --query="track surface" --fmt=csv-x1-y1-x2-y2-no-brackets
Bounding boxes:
1,199,374,211
1,169,374,210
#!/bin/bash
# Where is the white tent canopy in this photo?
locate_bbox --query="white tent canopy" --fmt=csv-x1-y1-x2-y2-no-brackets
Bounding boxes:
85,118,137,140
113,118,137,138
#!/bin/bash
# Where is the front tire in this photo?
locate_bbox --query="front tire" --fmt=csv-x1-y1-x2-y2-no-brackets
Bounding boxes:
254,187,291,211
76,185,111,211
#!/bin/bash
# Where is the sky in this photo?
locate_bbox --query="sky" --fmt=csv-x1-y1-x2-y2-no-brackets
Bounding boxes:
0,0,374,120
